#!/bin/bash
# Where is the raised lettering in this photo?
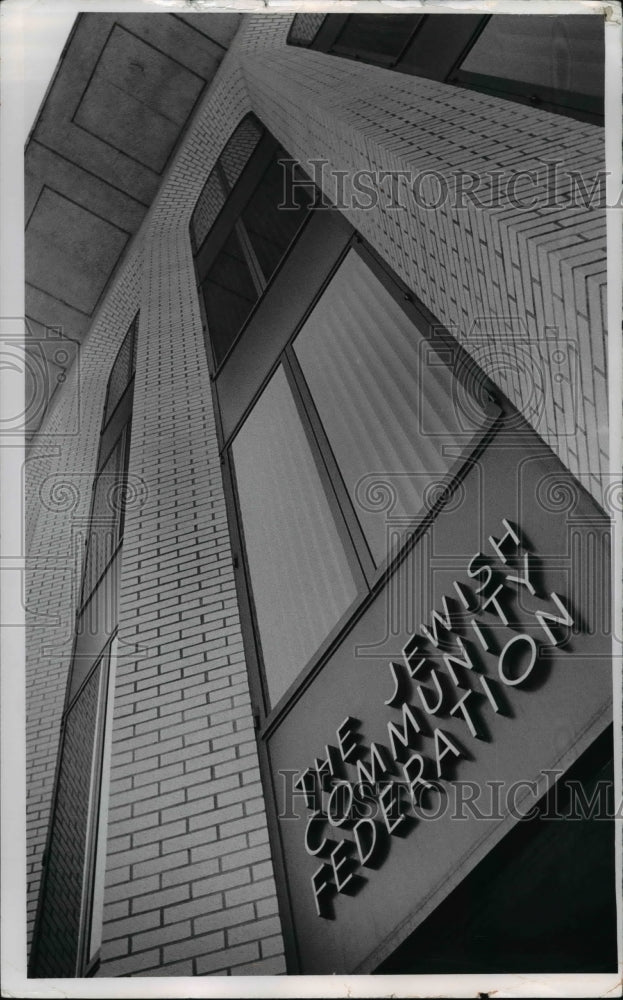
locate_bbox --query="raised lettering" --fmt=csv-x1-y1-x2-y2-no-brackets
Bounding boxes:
535,592,574,645
336,716,359,764
434,728,463,778
387,702,421,762
498,633,538,686
489,519,521,564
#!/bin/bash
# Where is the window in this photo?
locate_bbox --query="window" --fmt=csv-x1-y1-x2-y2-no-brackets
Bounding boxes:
79,319,135,614
191,115,316,369
331,14,424,65
287,13,604,123
288,13,326,48
452,15,604,119
292,250,489,565
192,123,496,715
29,640,114,977
80,430,129,606
231,366,360,706
83,635,118,966
30,316,137,976
102,314,137,426
225,241,497,712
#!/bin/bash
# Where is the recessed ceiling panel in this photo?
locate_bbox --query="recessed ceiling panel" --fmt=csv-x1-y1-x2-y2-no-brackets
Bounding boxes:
73,24,205,173
26,187,128,316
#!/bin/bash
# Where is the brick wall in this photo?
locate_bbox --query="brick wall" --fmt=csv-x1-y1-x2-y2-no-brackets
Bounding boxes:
26,11,608,978
26,248,143,951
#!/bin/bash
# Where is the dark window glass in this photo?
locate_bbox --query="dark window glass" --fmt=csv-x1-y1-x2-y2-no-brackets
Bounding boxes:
457,15,604,100
33,313,136,975
231,365,359,707
220,115,264,187
190,117,264,251
332,14,422,62
30,656,107,976
103,316,137,426
191,172,227,252
288,13,326,47
81,432,127,605
286,12,603,122
240,156,311,281
201,229,259,365
193,115,315,368
293,250,490,565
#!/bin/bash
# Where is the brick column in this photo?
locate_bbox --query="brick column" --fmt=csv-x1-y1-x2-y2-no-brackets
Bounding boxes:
97,210,284,977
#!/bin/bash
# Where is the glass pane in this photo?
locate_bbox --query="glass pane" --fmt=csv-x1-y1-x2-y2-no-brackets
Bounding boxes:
220,115,264,188
333,14,422,60
89,637,117,961
104,320,135,426
190,116,263,251
190,170,226,251
289,13,326,47
232,366,358,706
294,250,489,566
82,434,126,604
460,15,604,99
202,229,259,365
30,660,104,976
242,154,313,283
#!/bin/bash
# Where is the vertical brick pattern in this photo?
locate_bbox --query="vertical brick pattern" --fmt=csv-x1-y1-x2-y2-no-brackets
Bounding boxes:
31,661,102,976
96,55,286,978
26,12,608,979
25,249,143,949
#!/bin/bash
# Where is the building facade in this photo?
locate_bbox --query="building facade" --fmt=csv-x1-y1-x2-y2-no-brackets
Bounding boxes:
25,10,616,979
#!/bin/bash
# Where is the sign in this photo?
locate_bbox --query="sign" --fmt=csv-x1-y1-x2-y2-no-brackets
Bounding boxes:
293,518,576,918
267,431,612,973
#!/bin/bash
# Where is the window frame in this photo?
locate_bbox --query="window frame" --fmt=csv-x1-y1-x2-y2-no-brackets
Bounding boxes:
77,314,137,618
77,424,130,615
329,13,425,68
30,314,137,977
75,634,116,976
79,633,118,976
101,312,137,430
192,117,316,375
216,222,501,728
28,638,115,977
286,12,604,125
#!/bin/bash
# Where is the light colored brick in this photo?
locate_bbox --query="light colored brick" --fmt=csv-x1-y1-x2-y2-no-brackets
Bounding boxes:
27,11,606,979
162,929,225,964
195,940,259,976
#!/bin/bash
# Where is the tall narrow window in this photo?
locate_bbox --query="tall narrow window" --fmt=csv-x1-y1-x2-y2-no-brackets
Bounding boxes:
82,635,118,966
30,315,137,977
220,235,496,713
30,652,106,975
293,250,491,564
231,366,359,706
191,114,316,368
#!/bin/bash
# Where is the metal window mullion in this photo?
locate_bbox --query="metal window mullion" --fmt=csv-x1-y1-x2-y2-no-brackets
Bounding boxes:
281,350,376,591
74,653,109,974
216,157,267,294
224,446,275,719
234,218,267,297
